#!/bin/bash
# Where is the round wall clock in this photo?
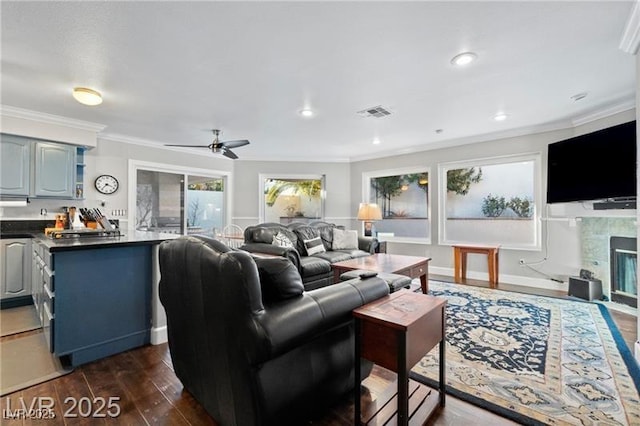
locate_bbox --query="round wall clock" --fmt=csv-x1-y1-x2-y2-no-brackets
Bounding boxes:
94,174,119,195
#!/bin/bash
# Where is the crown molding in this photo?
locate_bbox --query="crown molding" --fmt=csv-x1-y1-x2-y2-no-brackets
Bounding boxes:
620,0,640,54
571,98,636,127
0,105,106,132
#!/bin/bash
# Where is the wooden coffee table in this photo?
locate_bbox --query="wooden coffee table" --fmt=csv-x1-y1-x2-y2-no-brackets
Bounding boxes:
332,254,431,294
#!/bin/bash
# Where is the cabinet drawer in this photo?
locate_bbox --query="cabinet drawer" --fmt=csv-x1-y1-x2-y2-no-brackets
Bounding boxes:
411,264,427,278
43,265,54,292
43,282,54,313
43,301,54,352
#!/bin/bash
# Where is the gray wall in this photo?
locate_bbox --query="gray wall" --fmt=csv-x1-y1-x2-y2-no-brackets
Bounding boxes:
350,109,636,289
233,160,352,229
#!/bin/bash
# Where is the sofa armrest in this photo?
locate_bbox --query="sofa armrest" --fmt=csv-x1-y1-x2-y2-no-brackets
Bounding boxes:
249,277,389,363
358,236,379,254
240,242,301,271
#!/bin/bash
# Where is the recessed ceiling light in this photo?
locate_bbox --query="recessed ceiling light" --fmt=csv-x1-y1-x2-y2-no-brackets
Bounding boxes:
299,108,314,117
493,113,508,122
372,138,381,145
72,87,102,106
450,52,477,66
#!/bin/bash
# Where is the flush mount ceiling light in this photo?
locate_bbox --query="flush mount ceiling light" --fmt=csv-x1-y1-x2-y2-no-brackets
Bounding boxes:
299,108,314,117
450,52,477,66
372,138,381,145
493,113,508,122
72,87,102,106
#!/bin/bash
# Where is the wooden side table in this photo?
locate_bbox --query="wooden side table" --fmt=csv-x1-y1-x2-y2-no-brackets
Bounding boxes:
452,244,500,288
353,291,447,425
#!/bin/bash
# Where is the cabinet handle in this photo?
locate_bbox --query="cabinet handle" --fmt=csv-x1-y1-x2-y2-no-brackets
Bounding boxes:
44,283,54,299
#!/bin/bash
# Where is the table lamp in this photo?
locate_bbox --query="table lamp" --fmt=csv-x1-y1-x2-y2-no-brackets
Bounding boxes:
357,203,382,236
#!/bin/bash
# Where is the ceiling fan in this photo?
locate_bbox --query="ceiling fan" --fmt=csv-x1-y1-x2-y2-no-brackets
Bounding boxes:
165,129,250,159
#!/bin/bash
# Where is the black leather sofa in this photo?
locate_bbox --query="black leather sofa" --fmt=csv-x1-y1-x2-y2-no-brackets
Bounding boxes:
158,235,389,426
240,221,378,290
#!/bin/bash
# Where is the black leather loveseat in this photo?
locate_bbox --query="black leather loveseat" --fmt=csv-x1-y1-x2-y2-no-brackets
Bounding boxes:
240,221,379,290
158,235,389,426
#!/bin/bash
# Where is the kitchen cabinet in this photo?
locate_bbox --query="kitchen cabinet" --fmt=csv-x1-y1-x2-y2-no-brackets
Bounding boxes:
0,134,83,199
34,142,75,197
0,135,31,196
0,238,32,299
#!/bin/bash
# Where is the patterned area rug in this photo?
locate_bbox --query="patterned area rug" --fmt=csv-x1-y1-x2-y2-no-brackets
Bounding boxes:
410,281,640,425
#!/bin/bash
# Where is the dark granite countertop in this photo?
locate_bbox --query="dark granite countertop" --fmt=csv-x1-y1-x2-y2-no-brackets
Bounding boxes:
32,230,181,252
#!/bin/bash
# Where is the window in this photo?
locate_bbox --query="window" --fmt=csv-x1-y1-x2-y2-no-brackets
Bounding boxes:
362,167,431,243
438,153,541,250
129,160,231,236
259,174,325,224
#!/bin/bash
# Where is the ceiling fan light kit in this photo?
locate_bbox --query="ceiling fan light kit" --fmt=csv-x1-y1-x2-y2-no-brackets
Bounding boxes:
165,129,250,159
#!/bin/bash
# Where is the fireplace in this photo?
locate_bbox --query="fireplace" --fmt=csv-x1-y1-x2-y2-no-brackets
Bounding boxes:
609,236,637,308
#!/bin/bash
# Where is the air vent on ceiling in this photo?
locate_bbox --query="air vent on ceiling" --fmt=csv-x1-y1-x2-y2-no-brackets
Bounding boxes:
357,105,392,118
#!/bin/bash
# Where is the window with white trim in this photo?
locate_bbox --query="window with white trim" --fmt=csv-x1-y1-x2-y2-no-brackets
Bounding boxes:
438,153,542,250
362,167,431,243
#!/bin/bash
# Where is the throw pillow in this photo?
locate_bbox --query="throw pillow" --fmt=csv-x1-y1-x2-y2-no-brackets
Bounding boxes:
304,236,326,255
332,228,358,250
272,232,294,248
254,257,304,301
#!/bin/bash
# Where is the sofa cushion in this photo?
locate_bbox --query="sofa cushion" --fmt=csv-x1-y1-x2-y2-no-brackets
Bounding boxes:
254,257,304,301
304,236,326,255
273,231,294,248
314,224,336,250
332,228,358,250
334,249,371,259
252,228,275,244
299,256,332,277
312,251,352,263
292,226,319,254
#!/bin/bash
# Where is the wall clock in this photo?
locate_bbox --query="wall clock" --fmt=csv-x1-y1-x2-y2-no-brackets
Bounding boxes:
95,174,119,195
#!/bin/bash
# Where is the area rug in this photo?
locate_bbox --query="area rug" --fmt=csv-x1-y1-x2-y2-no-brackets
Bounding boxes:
410,281,640,426
0,332,73,396
1,305,41,337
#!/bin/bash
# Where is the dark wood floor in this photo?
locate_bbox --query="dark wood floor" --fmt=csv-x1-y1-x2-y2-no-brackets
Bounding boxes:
2,278,637,426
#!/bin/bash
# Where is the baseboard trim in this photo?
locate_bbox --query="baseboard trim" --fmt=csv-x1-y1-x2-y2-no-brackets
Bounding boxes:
151,326,168,345
429,266,568,292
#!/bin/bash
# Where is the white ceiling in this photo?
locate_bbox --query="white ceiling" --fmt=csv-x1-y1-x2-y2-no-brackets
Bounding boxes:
1,1,637,162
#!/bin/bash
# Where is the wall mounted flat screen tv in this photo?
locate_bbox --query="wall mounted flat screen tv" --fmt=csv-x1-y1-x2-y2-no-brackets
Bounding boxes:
546,120,636,203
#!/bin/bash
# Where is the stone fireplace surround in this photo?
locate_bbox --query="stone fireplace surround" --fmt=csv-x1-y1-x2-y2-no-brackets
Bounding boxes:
580,217,637,303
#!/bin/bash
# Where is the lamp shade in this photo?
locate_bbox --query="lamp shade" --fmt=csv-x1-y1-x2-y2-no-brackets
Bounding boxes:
357,203,382,221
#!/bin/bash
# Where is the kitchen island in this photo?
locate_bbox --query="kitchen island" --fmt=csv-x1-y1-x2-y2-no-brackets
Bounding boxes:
30,230,179,367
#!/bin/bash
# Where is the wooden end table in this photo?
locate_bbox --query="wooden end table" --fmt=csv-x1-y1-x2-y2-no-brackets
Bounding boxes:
452,244,500,288
353,291,447,425
332,254,431,293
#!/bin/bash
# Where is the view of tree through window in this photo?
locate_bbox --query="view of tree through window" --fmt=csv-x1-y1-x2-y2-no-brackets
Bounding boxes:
261,175,324,224
365,169,430,241
439,154,541,249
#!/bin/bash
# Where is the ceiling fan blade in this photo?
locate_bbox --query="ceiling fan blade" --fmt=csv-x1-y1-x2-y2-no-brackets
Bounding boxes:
222,148,239,159
165,144,211,148
221,139,250,149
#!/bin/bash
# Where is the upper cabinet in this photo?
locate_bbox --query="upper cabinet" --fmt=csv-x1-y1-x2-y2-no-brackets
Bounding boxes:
0,135,31,196
34,142,75,197
0,134,83,199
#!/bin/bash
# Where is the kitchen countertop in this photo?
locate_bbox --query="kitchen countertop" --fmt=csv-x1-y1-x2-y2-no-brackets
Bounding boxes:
32,229,181,252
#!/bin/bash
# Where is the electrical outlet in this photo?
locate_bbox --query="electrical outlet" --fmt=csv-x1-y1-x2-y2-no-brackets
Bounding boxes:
519,259,525,265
